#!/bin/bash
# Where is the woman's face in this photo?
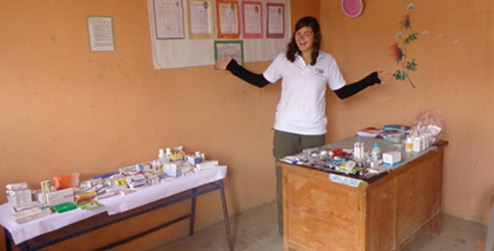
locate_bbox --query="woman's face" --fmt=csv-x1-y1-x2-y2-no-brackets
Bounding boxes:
295,26,315,54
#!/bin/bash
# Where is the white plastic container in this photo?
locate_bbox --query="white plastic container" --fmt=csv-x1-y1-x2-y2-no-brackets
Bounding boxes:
405,136,413,152
413,136,422,152
158,149,165,160
371,143,382,162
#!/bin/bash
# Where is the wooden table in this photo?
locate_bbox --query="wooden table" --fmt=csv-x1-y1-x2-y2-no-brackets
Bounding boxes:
280,139,448,251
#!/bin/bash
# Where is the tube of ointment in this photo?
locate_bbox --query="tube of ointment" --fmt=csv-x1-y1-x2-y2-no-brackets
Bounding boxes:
95,192,118,201
196,160,219,170
40,180,50,204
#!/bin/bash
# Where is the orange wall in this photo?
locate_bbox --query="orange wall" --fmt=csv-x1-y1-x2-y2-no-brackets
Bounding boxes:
0,0,317,249
320,0,493,224
290,0,320,28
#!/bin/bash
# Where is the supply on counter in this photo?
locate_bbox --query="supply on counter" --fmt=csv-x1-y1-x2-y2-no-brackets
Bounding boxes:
197,160,219,170
383,151,402,165
11,206,52,224
45,188,74,207
380,124,410,145
51,202,77,213
371,143,382,163
412,136,422,152
7,189,33,210
6,182,28,191
77,200,100,210
165,147,172,160
353,142,365,160
6,182,53,223
158,149,166,160
356,127,382,138
53,173,80,190
4,146,219,224
405,136,413,152
277,116,445,184
412,108,445,145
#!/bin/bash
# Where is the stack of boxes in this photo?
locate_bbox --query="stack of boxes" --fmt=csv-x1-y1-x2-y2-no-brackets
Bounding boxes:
5,146,219,224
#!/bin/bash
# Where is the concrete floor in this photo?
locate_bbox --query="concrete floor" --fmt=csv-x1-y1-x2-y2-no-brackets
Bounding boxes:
154,201,488,251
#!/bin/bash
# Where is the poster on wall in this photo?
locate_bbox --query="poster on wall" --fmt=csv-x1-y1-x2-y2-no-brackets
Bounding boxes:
216,0,241,39
266,2,284,38
87,16,115,52
153,0,185,39
147,0,291,69
188,0,214,39
242,1,263,39
214,40,244,66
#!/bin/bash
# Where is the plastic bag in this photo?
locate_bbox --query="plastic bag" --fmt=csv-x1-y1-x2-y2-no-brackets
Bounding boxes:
411,108,445,144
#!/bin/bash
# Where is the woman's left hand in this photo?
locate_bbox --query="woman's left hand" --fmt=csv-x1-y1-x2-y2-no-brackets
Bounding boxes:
377,70,393,84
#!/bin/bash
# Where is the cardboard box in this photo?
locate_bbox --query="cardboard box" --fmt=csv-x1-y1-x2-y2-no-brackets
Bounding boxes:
46,188,74,206
383,151,402,165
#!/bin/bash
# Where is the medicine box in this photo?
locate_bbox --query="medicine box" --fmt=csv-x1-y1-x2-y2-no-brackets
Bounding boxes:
164,163,182,177
197,160,219,170
7,189,33,209
383,151,402,165
46,188,74,206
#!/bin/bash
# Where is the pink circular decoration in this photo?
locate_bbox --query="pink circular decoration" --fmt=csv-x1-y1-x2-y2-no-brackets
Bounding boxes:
341,0,364,18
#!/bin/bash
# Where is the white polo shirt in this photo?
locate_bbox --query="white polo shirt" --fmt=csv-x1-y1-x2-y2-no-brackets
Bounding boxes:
262,52,347,135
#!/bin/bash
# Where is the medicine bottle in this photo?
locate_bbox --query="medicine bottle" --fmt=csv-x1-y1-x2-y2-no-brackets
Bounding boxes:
158,149,165,160
165,148,172,160
405,137,413,152
371,143,382,162
412,136,422,152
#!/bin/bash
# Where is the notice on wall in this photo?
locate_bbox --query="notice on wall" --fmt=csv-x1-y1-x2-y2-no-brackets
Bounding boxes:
216,0,240,39
87,16,115,52
266,3,284,38
214,40,244,66
188,0,214,39
242,1,263,39
153,0,185,39
147,0,291,69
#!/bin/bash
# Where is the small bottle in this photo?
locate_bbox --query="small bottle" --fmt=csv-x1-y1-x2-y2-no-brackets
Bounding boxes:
195,151,202,164
165,148,172,160
405,137,413,152
424,133,430,148
158,149,165,160
354,142,361,160
359,142,365,159
371,143,382,163
412,136,422,152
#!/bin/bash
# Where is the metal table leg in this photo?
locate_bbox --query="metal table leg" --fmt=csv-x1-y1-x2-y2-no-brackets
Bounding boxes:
219,180,234,251
189,188,197,236
4,228,12,251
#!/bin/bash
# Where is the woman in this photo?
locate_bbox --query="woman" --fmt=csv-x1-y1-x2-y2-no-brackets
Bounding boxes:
216,16,386,235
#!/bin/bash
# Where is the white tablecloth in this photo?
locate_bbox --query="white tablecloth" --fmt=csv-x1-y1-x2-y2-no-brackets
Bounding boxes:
0,165,227,244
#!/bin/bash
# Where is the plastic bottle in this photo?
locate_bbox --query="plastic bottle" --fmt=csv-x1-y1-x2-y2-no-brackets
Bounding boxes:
405,137,413,152
371,143,382,162
354,142,361,160
412,136,422,152
158,149,165,160
165,148,172,160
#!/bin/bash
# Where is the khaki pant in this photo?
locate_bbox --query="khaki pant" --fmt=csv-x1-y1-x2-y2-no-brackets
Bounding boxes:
273,130,325,235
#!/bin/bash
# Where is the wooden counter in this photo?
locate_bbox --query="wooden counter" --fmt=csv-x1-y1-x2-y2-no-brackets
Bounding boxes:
280,141,448,251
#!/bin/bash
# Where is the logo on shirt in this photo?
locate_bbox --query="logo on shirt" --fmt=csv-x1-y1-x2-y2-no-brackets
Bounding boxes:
315,68,325,77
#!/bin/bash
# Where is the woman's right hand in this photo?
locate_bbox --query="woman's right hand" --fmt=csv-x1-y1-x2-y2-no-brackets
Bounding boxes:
215,55,233,70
